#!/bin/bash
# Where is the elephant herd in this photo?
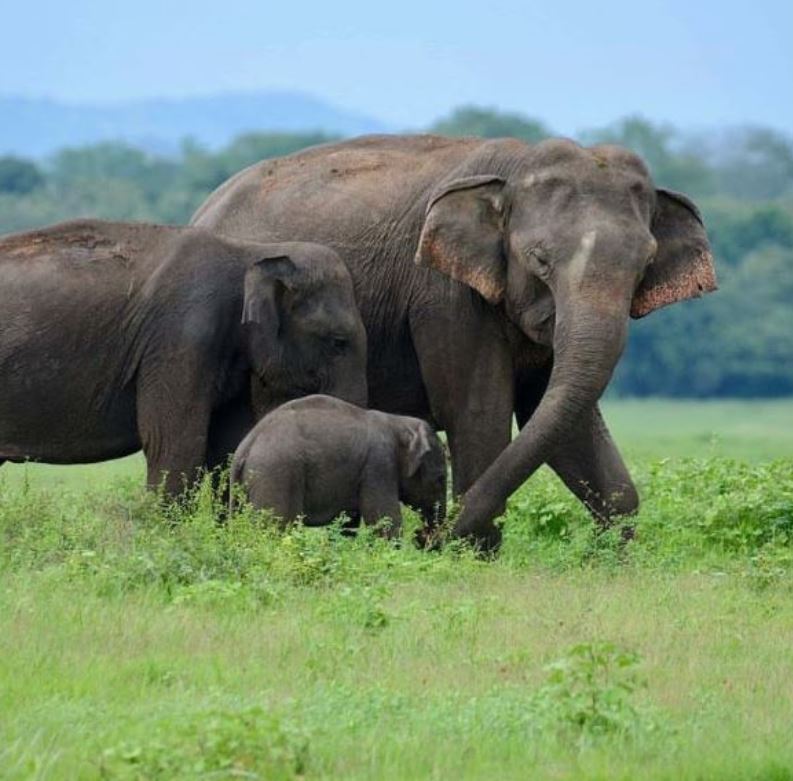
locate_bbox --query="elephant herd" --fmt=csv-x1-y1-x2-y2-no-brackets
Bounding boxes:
0,133,717,551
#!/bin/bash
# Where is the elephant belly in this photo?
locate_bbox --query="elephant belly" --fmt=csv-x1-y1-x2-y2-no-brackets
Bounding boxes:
301,475,360,527
0,385,139,464
300,508,348,527
302,496,361,527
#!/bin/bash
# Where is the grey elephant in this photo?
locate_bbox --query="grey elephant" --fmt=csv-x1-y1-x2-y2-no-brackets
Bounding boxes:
0,220,367,495
230,394,447,538
193,134,717,551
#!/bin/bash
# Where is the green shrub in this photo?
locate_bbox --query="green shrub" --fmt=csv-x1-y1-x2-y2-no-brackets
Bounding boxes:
100,707,309,780
533,642,657,741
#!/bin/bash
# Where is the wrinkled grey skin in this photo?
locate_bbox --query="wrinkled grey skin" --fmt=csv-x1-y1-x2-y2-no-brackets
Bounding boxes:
231,394,446,538
194,135,717,551
0,220,367,495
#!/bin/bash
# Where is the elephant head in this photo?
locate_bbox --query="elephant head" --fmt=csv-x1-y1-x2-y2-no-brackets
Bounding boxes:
394,417,448,529
242,243,368,413
415,138,716,545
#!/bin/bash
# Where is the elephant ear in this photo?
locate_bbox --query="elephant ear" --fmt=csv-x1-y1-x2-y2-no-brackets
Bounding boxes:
631,189,717,319
400,423,433,478
414,175,507,304
242,254,298,373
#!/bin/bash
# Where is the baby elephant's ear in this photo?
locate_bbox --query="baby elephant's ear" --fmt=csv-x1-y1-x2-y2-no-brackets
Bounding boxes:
242,255,299,377
402,423,433,478
631,189,717,319
241,255,297,328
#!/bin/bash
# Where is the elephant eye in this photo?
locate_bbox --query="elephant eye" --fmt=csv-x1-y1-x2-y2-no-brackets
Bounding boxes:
328,335,349,354
527,247,551,275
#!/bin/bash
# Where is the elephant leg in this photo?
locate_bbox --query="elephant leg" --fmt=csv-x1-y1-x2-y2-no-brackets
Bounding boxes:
248,470,304,529
206,400,255,473
515,370,638,526
359,484,402,540
198,401,256,515
136,372,213,498
411,299,514,548
339,511,362,537
548,405,639,527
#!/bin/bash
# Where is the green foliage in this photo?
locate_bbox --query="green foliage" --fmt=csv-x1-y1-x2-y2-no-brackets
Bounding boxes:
100,707,309,780
3,454,793,602
705,200,793,267
534,643,654,741
0,132,335,234
713,126,793,200
3,447,793,779
429,105,551,143
499,457,793,574
0,155,45,194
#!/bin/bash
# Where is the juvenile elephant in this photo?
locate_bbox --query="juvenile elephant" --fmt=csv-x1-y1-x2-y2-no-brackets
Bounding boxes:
230,394,447,538
193,134,717,550
0,220,367,494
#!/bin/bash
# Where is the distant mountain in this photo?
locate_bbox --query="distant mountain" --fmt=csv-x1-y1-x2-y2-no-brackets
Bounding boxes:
0,91,389,158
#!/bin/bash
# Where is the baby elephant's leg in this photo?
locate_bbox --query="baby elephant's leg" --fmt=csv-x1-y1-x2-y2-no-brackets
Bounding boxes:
359,464,403,540
245,465,305,529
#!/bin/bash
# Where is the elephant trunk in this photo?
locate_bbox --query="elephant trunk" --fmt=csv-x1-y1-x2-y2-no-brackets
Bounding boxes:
331,330,369,408
332,370,369,409
453,299,630,550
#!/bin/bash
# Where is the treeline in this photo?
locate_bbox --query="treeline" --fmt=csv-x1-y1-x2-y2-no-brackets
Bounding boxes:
1,108,791,398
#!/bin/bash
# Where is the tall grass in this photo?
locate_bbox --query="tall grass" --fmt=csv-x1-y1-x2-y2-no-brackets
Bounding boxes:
2,449,793,779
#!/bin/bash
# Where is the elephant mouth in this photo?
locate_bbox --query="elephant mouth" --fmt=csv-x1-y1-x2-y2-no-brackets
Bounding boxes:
520,311,555,346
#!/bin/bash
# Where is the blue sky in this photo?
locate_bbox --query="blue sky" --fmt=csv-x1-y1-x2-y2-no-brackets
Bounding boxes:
2,0,790,133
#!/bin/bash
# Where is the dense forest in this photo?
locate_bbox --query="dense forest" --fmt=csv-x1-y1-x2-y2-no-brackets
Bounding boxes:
1,108,791,398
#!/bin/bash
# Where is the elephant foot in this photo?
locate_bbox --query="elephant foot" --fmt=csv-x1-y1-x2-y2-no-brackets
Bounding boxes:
467,528,503,559
414,517,502,557
339,513,362,537
590,501,637,549
579,480,639,533
452,521,503,557
619,523,636,543
450,491,504,557
414,524,445,551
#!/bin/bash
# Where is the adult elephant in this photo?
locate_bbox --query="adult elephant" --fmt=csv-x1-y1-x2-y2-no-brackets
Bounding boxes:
192,135,716,550
0,220,367,494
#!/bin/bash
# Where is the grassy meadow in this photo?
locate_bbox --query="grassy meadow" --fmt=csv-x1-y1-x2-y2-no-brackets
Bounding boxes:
1,399,793,780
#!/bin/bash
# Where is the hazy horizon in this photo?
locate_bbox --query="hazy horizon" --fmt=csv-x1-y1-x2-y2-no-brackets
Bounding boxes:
1,0,790,137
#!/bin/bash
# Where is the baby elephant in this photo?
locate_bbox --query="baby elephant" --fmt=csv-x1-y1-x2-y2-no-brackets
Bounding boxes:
230,395,447,538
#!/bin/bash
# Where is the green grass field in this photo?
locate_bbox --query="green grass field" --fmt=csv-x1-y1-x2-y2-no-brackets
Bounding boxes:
2,400,793,780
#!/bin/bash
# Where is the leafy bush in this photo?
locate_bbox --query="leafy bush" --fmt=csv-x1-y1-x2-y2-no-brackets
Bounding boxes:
533,643,655,741
100,707,309,780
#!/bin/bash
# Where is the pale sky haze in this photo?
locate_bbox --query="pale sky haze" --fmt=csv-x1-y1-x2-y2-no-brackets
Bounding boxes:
1,0,790,133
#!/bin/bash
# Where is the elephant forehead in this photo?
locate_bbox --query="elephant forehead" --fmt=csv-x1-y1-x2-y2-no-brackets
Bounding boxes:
567,230,598,286
293,261,353,292
302,292,360,330
519,167,650,193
